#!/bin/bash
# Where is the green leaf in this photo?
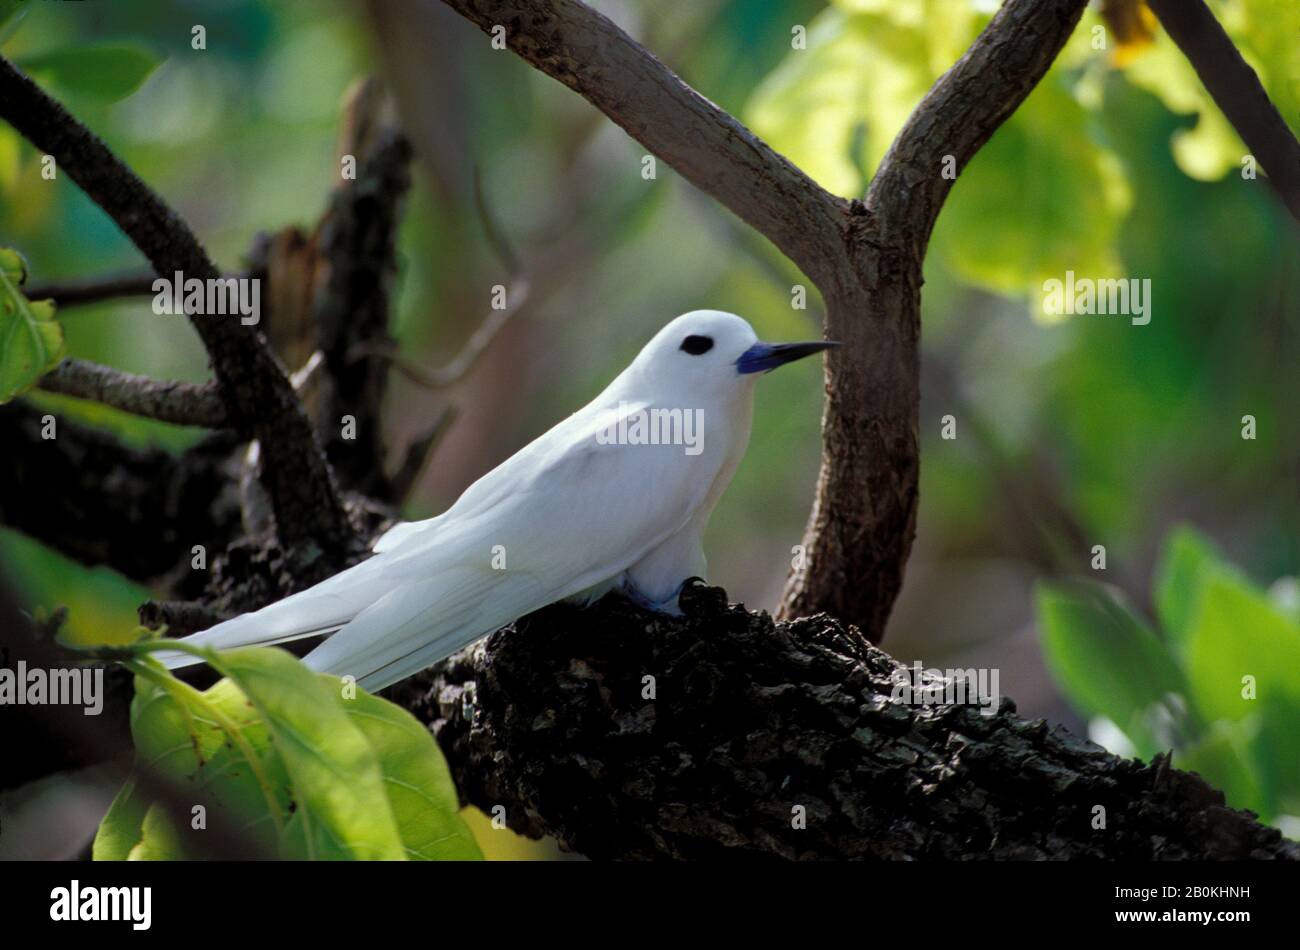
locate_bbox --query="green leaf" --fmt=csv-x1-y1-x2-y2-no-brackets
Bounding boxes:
931,75,1131,311
1183,574,1300,810
98,648,481,861
208,648,407,861
92,776,150,861
332,678,482,861
110,671,285,859
1177,716,1271,819
1184,575,1300,722
1153,525,1243,648
1037,582,1191,758
0,247,64,402
17,44,163,103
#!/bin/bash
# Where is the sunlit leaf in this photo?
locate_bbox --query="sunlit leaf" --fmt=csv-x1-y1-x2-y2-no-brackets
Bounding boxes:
932,75,1131,312
92,776,150,861
128,804,190,860
207,648,406,861
332,678,482,861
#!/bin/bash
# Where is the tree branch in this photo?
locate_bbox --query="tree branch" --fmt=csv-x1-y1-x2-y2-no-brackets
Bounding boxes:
0,402,241,584
779,0,1091,635
388,584,1298,860
311,82,414,497
866,0,1091,246
1146,0,1300,222
435,0,849,289
23,268,157,308
0,55,353,559
38,357,227,428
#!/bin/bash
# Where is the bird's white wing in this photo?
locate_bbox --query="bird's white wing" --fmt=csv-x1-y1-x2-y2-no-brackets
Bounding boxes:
155,401,638,671
302,401,720,690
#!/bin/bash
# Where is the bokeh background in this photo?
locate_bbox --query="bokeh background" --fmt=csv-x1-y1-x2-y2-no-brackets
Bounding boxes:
1,0,1296,858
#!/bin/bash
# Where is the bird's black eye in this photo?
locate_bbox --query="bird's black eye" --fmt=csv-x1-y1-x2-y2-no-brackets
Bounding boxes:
680,334,714,355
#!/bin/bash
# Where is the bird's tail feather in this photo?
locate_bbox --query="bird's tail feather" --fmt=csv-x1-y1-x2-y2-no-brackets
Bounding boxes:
152,559,387,670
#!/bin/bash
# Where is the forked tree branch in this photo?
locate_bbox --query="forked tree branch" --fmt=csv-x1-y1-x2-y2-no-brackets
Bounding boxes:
434,0,1089,640
1146,0,1300,222
781,0,1091,634
0,55,353,558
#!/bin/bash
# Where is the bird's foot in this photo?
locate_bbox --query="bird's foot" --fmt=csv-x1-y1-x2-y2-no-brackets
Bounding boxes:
618,578,686,617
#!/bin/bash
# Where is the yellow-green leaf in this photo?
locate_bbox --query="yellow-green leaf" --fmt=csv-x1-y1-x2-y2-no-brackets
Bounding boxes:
0,247,63,401
330,677,482,861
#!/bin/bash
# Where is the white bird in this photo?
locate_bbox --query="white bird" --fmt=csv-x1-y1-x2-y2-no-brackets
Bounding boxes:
157,310,836,691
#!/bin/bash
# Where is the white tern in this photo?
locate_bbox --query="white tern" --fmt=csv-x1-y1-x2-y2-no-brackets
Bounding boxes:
158,310,837,690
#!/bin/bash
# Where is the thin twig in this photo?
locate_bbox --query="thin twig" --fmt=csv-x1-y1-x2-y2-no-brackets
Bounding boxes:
38,357,228,428
348,277,532,389
23,269,158,308
472,165,523,278
389,405,459,503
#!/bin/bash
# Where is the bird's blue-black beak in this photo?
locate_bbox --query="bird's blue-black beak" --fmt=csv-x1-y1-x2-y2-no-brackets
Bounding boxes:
735,340,841,375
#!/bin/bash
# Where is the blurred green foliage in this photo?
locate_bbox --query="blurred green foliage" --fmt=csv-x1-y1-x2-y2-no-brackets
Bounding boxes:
747,0,1298,313
1040,526,1300,827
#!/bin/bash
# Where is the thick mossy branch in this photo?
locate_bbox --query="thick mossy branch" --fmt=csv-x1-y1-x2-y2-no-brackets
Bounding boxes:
394,583,1298,860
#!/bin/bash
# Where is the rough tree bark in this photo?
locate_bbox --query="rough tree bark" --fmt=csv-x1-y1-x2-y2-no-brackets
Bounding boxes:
401,583,1300,860
0,402,242,586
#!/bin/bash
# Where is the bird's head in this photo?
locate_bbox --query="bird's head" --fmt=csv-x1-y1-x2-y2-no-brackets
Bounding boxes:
633,310,838,398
